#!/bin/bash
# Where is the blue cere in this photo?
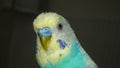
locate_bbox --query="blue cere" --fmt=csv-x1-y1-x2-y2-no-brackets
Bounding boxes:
57,39,67,49
37,27,52,36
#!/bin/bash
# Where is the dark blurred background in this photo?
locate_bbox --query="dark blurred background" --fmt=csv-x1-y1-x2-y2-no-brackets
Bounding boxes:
0,0,120,68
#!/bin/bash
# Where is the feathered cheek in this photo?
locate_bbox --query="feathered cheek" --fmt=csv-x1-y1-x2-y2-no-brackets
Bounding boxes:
57,39,68,49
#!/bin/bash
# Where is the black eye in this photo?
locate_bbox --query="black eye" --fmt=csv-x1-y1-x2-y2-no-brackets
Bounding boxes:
57,23,63,30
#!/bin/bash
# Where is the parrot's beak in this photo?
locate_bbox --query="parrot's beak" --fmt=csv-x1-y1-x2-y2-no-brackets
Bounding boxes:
39,35,51,51
37,27,52,51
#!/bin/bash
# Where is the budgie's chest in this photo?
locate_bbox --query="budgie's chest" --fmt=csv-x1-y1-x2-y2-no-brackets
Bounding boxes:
49,42,97,68
36,39,97,68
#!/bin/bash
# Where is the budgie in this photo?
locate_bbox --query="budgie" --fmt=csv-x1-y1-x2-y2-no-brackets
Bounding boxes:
33,12,98,68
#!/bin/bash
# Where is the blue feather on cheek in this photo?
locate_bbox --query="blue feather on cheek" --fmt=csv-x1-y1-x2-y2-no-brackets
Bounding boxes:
57,39,67,49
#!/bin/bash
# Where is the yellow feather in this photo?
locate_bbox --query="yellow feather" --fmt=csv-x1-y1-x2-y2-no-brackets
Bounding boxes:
33,12,60,32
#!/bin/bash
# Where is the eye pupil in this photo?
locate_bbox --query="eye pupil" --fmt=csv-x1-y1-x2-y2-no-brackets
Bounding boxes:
58,23,63,30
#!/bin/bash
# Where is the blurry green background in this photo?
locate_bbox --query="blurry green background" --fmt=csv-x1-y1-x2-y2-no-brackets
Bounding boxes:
0,0,120,68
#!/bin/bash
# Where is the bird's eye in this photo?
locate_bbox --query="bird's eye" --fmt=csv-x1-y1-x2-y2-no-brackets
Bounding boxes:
57,23,63,30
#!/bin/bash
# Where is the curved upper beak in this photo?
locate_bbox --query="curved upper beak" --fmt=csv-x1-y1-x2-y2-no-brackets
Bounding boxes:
37,27,52,51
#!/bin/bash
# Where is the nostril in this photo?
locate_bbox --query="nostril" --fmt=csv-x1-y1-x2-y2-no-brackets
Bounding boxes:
43,27,52,36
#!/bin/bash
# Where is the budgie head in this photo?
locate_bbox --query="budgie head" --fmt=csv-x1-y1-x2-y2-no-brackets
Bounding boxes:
33,12,76,66
33,12,98,68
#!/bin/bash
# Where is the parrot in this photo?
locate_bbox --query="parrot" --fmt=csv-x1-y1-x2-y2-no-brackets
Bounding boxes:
33,12,98,68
